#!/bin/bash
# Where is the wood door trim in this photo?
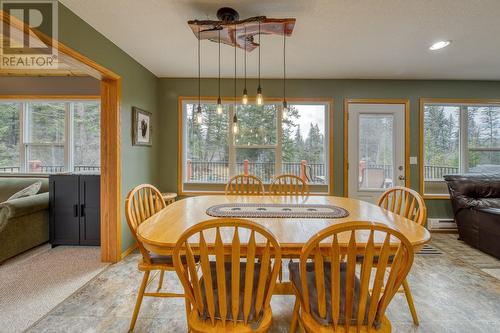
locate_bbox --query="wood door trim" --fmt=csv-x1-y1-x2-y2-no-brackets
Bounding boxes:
343,98,411,197
0,95,101,100
1,10,122,262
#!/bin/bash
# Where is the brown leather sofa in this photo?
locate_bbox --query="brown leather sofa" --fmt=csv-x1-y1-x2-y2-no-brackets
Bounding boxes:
444,174,500,259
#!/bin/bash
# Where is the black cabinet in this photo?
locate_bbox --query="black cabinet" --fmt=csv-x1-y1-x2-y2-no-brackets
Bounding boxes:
49,174,100,246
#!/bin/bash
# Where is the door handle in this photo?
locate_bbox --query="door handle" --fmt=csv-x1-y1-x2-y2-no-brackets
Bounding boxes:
73,204,79,217
80,204,85,217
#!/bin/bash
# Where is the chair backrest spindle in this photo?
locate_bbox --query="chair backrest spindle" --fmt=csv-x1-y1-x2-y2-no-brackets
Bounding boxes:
269,174,309,196
173,218,282,329
225,174,265,195
125,184,166,261
378,186,427,226
297,221,414,331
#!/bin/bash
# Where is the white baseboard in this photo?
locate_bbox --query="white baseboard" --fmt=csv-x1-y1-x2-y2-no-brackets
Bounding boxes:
428,218,457,230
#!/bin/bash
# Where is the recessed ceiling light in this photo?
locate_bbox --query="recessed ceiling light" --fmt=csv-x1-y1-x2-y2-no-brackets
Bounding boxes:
429,40,451,51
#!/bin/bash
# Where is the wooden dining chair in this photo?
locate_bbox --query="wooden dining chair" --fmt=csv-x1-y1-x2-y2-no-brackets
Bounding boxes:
289,221,414,332
379,186,427,227
269,174,309,196
225,174,266,195
173,218,282,332
125,184,184,332
377,186,427,325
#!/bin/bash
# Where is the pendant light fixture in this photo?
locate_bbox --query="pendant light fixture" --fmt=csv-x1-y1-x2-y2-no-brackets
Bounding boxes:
241,25,248,105
282,23,288,120
188,8,297,116
196,25,202,124
232,23,239,134
256,20,263,105
216,27,223,114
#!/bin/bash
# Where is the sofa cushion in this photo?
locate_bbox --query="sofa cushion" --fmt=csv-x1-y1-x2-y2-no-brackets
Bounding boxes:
0,177,48,203
444,174,500,212
476,207,500,216
7,181,42,201
0,192,49,222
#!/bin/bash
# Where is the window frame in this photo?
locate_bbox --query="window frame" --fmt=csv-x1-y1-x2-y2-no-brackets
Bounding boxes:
178,96,334,195
0,95,100,176
419,98,500,199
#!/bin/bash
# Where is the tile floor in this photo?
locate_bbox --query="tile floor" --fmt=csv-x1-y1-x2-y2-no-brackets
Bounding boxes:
27,234,500,333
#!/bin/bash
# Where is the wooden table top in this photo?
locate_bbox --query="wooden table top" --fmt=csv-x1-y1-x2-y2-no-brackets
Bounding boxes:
137,195,431,256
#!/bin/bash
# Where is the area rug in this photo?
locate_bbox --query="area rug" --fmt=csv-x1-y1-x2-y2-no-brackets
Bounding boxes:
206,203,349,218
0,244,108,333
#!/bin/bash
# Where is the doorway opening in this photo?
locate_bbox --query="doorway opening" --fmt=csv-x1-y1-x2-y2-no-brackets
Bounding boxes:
1,11,122,262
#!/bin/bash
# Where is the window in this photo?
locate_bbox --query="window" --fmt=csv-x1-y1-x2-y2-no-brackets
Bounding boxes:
358,114,394,190
181,99,330,193
422,101,500,196
0,102,20,172
0,99,100,174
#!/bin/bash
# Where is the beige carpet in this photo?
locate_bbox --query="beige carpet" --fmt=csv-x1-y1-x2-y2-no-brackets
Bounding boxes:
0,244,108,333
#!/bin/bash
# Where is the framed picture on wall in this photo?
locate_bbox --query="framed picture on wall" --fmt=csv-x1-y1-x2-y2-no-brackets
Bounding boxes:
132,107,152,146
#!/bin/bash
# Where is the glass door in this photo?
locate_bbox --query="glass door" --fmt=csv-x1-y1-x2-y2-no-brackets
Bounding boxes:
347,103,406,203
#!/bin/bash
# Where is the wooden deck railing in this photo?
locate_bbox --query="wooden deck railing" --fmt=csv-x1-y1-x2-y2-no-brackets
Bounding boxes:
186,160,326,184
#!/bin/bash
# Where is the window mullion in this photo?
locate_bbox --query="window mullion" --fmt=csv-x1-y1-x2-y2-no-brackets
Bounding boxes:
66,102,74,172
19,102,26,173
276,104,283,176
460,106,469,173
228,104,236,177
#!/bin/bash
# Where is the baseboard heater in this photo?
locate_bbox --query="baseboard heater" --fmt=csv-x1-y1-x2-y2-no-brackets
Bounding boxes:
428,218,457,230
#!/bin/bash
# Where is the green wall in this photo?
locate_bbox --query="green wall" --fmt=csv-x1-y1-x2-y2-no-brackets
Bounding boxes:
58,5,160,252
57,5,500,249
158,78,500,217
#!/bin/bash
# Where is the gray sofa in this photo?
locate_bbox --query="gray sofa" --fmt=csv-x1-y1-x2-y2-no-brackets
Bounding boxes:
0,177,49,262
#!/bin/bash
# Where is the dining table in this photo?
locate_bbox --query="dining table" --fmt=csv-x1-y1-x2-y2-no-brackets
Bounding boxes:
137,195,431,294
137,194,430,254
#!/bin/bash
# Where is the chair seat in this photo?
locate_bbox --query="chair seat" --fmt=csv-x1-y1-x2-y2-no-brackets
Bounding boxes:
356,254,395,264
188,307,273,333
138,252,199,271
300,311,391,333
149,252,175,265
289,261,378,328
199,261,266,328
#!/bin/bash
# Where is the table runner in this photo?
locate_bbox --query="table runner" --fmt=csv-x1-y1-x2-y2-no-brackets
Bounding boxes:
206,203,349,219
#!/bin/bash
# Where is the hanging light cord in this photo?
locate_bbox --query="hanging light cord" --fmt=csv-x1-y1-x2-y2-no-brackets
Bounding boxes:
244,25,247,90
283,24,286,101
234,23,237,106
218,27,221,99
197,25,201,108
258,21,261,87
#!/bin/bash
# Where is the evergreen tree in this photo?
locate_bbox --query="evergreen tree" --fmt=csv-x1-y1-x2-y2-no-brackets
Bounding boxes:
304,123,324,164
0,103,20,167
424,105,459,167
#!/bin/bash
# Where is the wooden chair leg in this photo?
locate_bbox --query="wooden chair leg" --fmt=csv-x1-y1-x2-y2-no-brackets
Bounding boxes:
129,271,150,332
157,270,165,291
402,278,419,325
184,297,191,333
290,297,300,333
298,320,306,333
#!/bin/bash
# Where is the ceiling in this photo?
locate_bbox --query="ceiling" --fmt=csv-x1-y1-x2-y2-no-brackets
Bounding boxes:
60,0,500,80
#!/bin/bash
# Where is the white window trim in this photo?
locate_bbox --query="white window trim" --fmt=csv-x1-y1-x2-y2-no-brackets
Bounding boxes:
180,98,331,194
0,99,100,175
